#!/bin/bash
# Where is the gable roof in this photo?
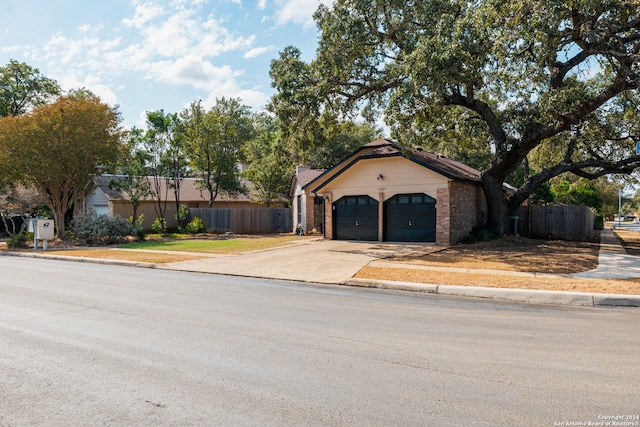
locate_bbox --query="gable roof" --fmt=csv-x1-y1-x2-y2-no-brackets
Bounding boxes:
308,139,483,193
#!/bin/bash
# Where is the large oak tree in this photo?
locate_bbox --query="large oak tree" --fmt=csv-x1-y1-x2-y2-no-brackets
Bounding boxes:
271,0,640,234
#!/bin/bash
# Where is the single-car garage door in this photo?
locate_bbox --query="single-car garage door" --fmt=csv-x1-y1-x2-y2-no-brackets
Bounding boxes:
384,193,436,242
333,195,378,241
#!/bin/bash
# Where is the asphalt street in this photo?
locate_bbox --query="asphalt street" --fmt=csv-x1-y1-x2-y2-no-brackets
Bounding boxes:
1,257,639,426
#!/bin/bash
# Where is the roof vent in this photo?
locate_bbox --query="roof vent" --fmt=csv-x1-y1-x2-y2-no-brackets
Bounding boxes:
414,146,424,151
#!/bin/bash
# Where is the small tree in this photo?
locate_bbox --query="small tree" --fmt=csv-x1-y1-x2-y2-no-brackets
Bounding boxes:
109,133,152,223
181,98,254,207
134,110,179,233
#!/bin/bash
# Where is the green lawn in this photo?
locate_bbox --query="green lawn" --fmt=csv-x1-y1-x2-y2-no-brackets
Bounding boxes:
118,235,305,254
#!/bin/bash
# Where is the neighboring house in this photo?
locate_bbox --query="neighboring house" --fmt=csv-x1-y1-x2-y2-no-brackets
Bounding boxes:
290,166,326,235
304,138,514,245
86,175,286,230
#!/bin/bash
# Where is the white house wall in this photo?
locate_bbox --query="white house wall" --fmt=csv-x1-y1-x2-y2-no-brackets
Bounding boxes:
86,188,110,216
292,183,306,232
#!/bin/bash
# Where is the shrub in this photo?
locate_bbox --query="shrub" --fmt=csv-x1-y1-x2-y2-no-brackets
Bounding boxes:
175,205,189,232
151,217,167,234
185,217,205,234
461,227,499,244
129,215,146,241
594,214,604,230
71,211,134,244
7,232,27,248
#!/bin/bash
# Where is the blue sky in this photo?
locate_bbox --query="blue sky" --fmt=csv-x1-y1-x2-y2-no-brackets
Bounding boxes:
0,0,326,128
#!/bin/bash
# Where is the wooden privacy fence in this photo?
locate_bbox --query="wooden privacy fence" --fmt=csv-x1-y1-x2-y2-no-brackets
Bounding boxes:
189,208,292,234
512,205,596,241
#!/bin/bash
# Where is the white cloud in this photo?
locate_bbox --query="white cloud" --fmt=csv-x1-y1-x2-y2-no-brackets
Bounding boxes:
150,55,242,90
123,2,165,28
275,0,324,28
202,85,268,110
57,73,119,106
2,0,274,123
243,45,272,59
134,7,254,59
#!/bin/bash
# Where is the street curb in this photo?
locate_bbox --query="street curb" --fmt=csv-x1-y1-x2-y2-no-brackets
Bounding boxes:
4,251,640,308
344,278,640,307
0,250,159,269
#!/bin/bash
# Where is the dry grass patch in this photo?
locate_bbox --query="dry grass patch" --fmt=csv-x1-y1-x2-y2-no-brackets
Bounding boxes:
613,228,640,256
46,249,207,264
355,266,640,295
391,235,600,274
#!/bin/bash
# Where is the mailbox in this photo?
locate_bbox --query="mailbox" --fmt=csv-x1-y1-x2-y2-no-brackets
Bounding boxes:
35,219,55,240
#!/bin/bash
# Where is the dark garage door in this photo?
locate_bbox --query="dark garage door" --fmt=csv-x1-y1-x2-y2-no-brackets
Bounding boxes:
333,195,379,241
384,193,436,242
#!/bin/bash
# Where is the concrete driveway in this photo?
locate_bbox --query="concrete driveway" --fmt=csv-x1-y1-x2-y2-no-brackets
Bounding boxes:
159,239,438,284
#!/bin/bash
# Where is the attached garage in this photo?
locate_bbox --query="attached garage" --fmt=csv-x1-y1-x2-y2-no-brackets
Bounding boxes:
384,193,436,242
307,139,498,245
333,195,378,241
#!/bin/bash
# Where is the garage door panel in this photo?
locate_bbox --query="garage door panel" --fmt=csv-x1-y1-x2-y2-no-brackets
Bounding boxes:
334,196,378,241
384,193,436,242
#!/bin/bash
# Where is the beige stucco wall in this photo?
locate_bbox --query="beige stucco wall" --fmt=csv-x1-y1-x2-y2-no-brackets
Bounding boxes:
319,156,451,241
317,156,450,203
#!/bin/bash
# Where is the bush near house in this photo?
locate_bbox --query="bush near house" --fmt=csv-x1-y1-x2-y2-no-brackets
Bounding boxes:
71,211,134,244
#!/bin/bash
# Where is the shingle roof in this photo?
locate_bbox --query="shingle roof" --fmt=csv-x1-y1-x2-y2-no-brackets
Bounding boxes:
93,175,254,203
295,168,326,188
360,140,481,182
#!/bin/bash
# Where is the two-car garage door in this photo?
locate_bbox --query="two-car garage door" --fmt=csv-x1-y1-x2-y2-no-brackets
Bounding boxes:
333,193,436,242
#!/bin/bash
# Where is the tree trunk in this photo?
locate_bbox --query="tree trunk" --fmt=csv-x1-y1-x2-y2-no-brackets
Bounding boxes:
52,205,66,240
481,172,507,236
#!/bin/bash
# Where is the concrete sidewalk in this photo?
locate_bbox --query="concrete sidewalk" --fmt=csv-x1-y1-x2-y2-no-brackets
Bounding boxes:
572,228,640,279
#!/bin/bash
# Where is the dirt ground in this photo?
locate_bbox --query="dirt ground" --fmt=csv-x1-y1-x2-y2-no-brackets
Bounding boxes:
387,235,600,274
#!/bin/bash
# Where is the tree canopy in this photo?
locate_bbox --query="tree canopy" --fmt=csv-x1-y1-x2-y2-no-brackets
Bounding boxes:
180,98,254,207
0,60,60,117
0,94,125,238
242,113,291,207
271,0,640,234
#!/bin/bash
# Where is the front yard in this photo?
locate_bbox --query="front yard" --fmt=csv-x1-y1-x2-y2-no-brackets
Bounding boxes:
4,231,640,295
355,231,640,295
